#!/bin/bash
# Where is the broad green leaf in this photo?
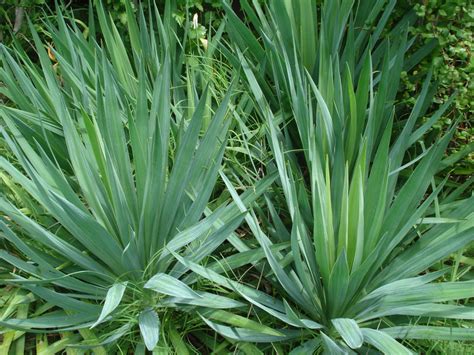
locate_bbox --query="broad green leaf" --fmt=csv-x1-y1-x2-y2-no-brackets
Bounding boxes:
332,318,363,349
361,328,413,355
200,310,283,336
162,292,244,309
92,282,127,328
327,251,350,318
381,281,474,307
199,315,304,343
361,271,446,302
320,332,346,355
139,308,160,351
382,326,474,341
0,312,96,331
144,273,200,299
360,303,474,322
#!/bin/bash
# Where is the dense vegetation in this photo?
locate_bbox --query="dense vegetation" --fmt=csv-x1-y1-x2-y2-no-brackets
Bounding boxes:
0,0,472,353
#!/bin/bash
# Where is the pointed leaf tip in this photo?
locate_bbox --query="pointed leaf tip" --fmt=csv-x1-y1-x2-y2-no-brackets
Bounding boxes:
139,308,160,351
332,318,363,349
144,273,201,299
92,282,127,328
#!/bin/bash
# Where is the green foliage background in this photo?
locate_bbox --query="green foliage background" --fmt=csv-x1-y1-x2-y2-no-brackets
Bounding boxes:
2,0,471,175
398,0,473,175
0,1,472,352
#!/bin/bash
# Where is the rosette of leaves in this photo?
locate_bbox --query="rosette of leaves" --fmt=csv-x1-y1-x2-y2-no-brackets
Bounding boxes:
176,0,474,353
0,2,272,352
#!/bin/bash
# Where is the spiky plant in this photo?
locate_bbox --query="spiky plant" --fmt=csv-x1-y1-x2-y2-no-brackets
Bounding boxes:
0,2,273,352
177,0,474,353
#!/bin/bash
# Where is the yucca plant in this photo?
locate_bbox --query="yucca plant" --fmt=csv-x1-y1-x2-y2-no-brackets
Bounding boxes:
176,0,474,353
0,2,275,352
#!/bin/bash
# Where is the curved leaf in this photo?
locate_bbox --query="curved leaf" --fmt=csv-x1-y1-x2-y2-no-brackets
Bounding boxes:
144,273,200,299
332,318,363,349
91,282,127,328
139,308,160,351
361,328,413,355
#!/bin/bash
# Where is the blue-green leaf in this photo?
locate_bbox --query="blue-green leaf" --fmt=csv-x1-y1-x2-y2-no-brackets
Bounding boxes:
92,282,127,328
361,328,413,354
139,308,160,351
144,273,201,299
332,318,363,349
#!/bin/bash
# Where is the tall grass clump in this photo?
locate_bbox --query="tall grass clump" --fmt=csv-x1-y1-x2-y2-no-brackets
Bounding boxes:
0,2,274,352
177,0,474,353
0,0,472,353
